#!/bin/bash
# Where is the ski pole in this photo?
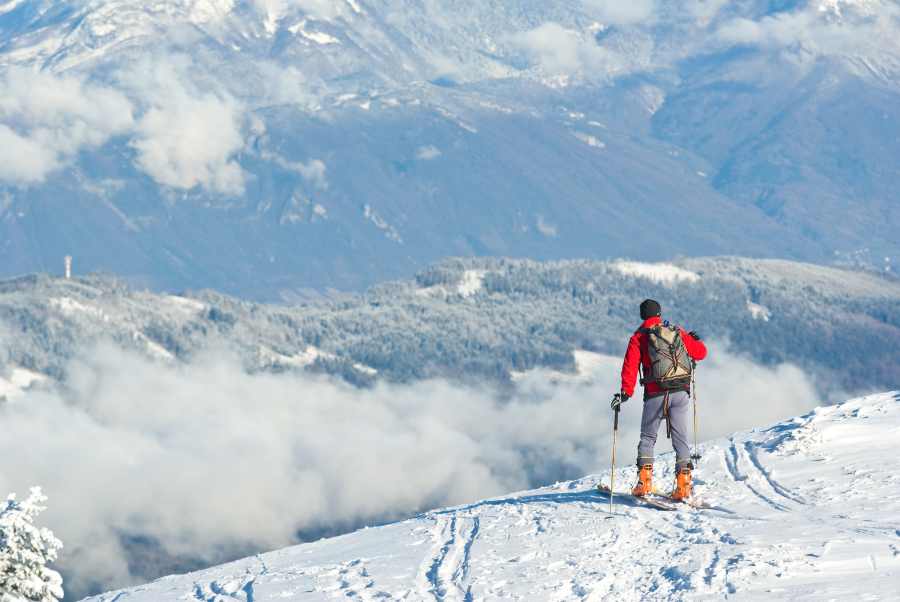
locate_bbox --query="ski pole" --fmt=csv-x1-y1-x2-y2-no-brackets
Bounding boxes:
607,396,620,519
691,362,701,460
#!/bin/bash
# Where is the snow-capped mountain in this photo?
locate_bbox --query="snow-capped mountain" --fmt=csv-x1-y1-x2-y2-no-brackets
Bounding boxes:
1,0,898,300
79,390,900,600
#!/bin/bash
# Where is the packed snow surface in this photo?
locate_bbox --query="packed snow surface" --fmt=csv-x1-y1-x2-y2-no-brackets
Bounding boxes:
613,262,701,284
746,300,772,322
0,367,44,401
457,270,487,297
84,391,900,601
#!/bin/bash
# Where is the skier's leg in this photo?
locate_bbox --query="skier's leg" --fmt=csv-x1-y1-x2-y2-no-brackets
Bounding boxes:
636,396,665,468
634,395,665,495
667,391,692,470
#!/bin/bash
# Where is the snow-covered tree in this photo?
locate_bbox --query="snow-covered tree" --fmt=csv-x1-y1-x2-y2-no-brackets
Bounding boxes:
0,488,63,602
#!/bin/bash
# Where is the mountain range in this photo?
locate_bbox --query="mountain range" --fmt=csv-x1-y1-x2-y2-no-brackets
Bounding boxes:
1,0,898,301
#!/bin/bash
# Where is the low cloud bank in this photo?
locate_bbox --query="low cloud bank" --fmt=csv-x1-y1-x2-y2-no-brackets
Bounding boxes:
0,343,822,599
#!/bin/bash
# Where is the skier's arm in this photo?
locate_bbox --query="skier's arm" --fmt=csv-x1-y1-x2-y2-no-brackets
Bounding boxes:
620,334,642,397
681,328,707,361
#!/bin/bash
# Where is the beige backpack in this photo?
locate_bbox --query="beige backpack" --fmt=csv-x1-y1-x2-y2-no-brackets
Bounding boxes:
637,322,693,390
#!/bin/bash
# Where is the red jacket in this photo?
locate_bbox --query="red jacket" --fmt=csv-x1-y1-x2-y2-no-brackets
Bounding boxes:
620,317,707,398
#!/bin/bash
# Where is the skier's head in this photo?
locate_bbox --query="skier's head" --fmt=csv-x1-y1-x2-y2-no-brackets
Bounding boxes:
640,299,661,320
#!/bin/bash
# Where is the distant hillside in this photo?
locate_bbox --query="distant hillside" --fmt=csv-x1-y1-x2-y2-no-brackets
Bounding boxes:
2,256,898,396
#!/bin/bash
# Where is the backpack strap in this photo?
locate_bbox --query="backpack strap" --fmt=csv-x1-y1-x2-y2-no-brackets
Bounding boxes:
663,391,672,439
636,327,653,386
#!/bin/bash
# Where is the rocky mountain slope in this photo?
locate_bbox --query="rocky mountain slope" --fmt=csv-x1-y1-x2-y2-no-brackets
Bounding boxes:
0,0,898,300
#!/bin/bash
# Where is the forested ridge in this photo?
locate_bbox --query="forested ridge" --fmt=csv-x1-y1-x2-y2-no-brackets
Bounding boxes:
1,256,898,395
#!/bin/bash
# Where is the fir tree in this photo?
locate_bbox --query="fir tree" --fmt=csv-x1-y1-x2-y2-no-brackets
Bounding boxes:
0,488,63,602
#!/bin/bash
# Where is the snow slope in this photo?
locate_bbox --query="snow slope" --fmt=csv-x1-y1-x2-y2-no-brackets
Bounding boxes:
83,391,900,601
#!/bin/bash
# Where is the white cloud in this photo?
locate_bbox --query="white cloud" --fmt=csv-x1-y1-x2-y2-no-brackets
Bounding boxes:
252,0,347,21
581,0,658,25
512,23,584,74
711,6,887,52
0,124,57,183
696,342,823,439
715,13,814,47
0,342,823,598
571,130,605,147
416,145,441,160
124,59,248,195
0,67,134,185
0,61,251,195
680,0,729,21
425,53,472,84
510,22,619,78
535,214,557,237
255,63,326,111
270,155,328,188
189,0,237,23
295,159,327,188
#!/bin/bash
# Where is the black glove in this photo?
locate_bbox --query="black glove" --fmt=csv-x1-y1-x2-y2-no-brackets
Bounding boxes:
688,331,700,341
611,392,629,410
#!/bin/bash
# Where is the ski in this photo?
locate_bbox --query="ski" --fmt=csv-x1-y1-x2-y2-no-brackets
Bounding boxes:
597,484,676,511
648,487,712,510
653,495,712,510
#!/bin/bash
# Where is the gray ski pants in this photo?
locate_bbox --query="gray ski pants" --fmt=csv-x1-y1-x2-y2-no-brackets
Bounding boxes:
637,390,692,471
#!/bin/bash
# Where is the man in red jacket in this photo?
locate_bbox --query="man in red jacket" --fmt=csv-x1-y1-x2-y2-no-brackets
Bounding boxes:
615,299,707,500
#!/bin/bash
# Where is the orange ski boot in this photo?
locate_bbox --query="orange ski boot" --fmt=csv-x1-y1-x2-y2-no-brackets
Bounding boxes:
632,463,653,496
672,467,692,500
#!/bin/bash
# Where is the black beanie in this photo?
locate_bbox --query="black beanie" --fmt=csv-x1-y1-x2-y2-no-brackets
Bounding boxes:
640,299,661,320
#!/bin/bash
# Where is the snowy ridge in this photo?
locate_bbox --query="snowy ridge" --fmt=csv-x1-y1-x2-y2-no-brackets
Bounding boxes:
3,256,898,395
84,391,900,601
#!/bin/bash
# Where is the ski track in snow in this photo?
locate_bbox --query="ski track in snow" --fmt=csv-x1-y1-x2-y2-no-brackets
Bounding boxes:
414,514,478,601
84,392,900,601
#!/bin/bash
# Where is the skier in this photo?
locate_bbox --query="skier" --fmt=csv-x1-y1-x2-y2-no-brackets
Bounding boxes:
613,299,707,500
